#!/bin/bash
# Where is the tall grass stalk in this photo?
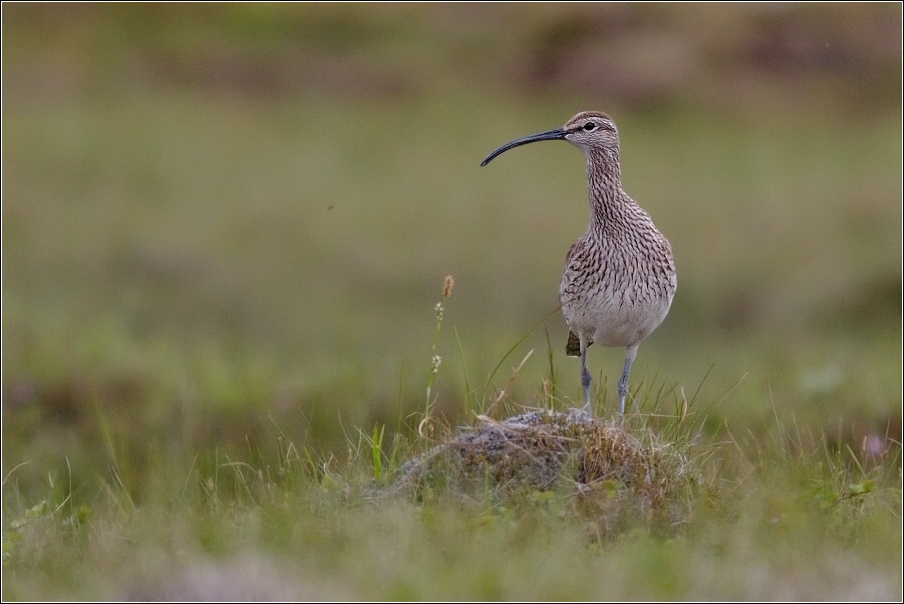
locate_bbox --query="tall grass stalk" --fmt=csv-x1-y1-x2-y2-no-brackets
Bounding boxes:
482,305,562,404
420,276,454,441
453,326,476,416
371,423,385,483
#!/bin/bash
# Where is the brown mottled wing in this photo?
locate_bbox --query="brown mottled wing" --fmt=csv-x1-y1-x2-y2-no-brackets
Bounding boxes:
566,330,581,357
563,240,584,357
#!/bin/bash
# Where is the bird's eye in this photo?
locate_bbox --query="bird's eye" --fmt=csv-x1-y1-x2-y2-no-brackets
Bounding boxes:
583,122,596,131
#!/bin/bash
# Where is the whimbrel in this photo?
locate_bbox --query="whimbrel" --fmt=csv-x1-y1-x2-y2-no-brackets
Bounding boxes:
481,111,676,414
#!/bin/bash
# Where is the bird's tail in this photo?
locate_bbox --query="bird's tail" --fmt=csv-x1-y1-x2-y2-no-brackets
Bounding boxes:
565,330,581,357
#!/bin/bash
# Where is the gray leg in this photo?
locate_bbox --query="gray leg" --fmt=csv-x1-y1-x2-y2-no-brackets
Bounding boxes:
617,344,639,414
581,346,592,412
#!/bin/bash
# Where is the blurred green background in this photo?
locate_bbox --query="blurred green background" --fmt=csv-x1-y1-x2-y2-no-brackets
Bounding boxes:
2,3,901,500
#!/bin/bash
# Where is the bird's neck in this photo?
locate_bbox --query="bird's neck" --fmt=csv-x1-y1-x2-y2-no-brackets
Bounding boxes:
585,148,626,228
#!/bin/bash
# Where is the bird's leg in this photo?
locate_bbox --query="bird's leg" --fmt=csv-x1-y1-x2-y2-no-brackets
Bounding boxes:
581,345,592,413
617,344,639,414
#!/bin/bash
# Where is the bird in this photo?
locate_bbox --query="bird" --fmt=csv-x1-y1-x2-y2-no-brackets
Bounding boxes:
481,111,676,414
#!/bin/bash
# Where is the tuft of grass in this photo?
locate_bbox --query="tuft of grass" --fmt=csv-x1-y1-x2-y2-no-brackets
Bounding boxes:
384,346,723,541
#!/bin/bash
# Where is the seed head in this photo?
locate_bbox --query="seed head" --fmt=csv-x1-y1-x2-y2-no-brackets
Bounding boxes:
443,275,455,298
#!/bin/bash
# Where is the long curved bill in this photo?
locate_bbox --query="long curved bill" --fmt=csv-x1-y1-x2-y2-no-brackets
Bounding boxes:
480,127,567,166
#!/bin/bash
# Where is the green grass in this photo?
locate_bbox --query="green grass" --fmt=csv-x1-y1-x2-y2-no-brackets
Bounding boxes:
2,4,902,600
3,384,900,600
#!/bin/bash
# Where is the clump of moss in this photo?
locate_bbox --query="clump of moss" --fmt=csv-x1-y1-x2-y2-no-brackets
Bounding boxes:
391,409,699,532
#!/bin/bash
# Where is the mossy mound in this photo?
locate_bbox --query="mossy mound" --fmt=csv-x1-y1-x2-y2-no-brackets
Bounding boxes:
392,409,699,529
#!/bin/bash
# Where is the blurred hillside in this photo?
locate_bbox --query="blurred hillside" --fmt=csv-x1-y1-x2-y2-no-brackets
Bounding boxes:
2,4,901,498
3,4,901,109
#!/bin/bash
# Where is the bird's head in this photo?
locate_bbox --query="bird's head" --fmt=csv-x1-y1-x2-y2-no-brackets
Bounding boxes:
481,111,619,166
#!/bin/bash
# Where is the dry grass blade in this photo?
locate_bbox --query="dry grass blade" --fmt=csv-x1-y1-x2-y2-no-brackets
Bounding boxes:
485,349,534,419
